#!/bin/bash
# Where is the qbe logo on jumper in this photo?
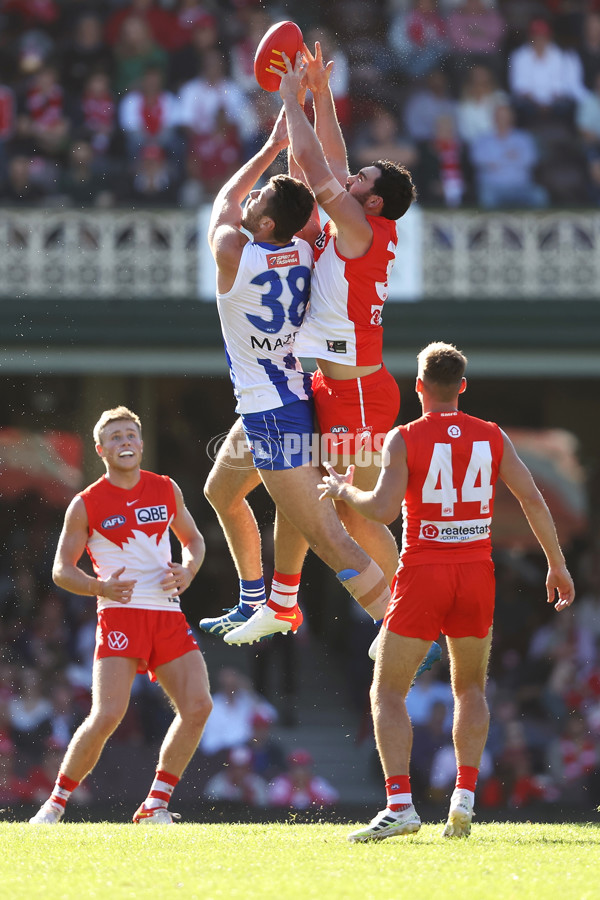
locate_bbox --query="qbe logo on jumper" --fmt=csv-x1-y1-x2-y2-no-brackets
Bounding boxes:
135,505,168,525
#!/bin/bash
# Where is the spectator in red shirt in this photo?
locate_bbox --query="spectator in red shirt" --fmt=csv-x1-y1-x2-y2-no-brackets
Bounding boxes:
119,64,180,161
268,750,339,809
0,82,16,169
105,0,180,52
21,63,69,155
3,0,59,30
547,712,599,804
389,0,450,80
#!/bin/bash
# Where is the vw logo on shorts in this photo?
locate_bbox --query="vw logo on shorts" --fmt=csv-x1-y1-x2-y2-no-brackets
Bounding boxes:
107,631,129,650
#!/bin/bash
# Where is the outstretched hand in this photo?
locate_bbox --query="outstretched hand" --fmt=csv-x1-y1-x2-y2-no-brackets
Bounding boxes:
277,51,308,103
317,461,355,500
303,41,334,94
547,564,575,611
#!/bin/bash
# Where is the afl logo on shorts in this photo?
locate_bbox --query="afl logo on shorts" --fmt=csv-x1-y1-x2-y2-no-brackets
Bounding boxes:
107,631,129,650
448,425,461,438
102,515,126,529
421,524,440,540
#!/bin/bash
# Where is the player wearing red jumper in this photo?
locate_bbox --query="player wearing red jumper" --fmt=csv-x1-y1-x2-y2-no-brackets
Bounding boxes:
221,46,420,647
29,406,211,825
302,212,400,459
319,342,575,841
280,45,417,597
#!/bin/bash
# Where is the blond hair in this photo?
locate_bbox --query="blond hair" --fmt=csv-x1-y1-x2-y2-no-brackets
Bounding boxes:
93,406,142,445
417,342,467,401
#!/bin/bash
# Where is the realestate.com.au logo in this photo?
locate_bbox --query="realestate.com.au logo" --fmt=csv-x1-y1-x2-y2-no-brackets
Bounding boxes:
205,430,390,470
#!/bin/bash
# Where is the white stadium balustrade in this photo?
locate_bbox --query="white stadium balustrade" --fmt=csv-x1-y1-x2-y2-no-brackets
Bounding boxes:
1,207,599,300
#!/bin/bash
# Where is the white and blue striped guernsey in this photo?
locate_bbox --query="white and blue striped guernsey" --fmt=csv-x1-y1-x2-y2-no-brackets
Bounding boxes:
216,238,314,415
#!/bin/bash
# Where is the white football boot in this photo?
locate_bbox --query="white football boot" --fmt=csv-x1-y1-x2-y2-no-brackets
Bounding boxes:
29,801,64,824
224,603,303,645
443,789,474,837
348,805,421,842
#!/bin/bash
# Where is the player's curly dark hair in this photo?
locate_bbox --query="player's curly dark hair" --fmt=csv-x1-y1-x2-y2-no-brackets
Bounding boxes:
264,175,315,243
371,160,417,221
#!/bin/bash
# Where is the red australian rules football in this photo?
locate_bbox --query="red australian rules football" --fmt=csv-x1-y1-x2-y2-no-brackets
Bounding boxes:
254,20,304,92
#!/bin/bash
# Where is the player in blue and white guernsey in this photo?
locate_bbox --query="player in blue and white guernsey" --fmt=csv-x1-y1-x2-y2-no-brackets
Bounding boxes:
217,199,314,423
205,110,394,644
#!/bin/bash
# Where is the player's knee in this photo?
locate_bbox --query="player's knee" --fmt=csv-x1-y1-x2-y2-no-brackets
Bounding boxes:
88,704,127,737
204,470,245,513
180,691,213,728
203,471,220,508
307,521,355,563
370,678,400,716
454,681,487,707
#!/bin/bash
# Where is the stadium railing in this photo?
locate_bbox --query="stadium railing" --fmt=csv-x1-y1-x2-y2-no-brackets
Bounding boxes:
1,208,599,301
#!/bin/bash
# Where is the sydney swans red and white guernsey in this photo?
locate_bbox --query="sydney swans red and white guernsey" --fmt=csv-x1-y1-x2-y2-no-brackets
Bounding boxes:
399,411,505,565
294,216,397,366
80,471,178,611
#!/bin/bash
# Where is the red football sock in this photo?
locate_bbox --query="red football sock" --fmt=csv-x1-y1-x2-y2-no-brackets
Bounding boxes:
456,765,479,793
50,772,80,810
144,769,179,810
385,774,412,811
269,571,301,608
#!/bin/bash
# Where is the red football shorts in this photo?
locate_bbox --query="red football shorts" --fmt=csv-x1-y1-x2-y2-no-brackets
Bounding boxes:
312,365,400,457
95,607,199,681
384,559,495,640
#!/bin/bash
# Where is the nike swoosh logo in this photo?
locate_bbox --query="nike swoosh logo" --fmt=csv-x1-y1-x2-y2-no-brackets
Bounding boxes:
126,499,140,506
274,608,300,624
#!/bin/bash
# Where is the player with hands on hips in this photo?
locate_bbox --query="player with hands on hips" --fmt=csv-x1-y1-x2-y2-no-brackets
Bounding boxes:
29,406,212,826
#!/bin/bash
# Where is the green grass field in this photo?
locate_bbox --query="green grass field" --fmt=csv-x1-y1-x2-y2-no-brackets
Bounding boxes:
2,820,599,900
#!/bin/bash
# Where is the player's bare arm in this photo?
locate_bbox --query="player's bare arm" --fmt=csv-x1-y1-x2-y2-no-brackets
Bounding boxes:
52,496,137,603
162,479,205,596
279,53,373,257
282,86,326,247
498,431,575,611
208,109,290,289
318,430,408,524
303,41,348,186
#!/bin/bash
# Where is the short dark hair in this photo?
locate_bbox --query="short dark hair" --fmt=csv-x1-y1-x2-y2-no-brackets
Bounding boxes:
264,175,315,243
371,160,417,220
417,342,467,401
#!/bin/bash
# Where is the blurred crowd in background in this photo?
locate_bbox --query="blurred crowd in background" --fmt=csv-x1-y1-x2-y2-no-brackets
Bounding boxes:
1,0,600,817
3,0,600,208
0,484,598,813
